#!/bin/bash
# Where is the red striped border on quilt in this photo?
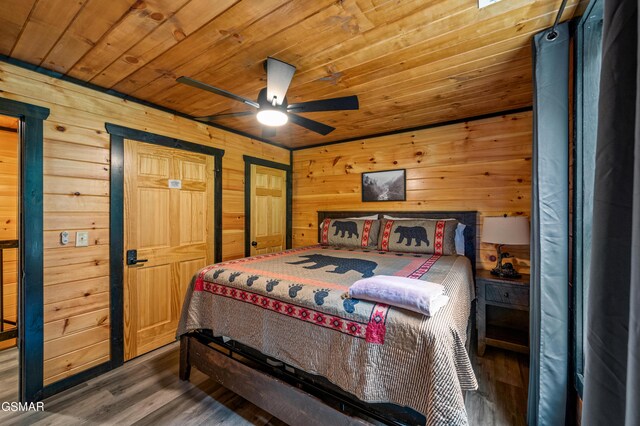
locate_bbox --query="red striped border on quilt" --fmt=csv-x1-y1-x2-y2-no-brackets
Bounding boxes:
194,279,387,344
365,304,390,344
407,255,441,279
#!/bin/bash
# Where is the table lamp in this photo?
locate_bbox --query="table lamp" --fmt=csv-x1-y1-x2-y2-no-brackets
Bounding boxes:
482,215,530,278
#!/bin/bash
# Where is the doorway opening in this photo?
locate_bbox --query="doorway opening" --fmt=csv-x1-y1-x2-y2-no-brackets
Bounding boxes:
0,114,20,402
243,156,292,257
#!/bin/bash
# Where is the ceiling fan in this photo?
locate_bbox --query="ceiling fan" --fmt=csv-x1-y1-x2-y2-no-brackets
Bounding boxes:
177,57,359,137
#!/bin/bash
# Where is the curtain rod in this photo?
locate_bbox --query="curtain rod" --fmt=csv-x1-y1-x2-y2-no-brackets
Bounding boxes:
547,0,570,40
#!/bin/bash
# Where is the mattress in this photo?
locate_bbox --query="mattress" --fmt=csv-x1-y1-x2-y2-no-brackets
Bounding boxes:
177,245,477,425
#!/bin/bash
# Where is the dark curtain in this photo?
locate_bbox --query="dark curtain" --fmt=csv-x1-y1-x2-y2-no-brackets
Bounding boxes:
582,0,640,424
528,22,570,426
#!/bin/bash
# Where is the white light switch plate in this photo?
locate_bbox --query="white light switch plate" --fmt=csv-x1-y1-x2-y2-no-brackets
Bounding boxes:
76,231,89,247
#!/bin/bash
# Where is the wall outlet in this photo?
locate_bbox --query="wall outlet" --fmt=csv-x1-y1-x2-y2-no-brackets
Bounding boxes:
76,231,89,247
60,231,69,245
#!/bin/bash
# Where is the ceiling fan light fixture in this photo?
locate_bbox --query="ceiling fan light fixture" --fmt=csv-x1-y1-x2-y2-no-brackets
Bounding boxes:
178,57,359,136
256,109,288,127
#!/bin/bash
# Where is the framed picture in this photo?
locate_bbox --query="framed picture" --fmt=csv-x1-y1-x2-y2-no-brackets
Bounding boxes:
362,169,406,202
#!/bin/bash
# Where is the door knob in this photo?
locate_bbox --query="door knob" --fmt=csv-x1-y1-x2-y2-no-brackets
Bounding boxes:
126,249,148,265
251,241,258,247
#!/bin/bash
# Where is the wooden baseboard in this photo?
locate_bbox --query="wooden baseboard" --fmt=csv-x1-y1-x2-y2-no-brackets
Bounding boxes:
181,335,371,426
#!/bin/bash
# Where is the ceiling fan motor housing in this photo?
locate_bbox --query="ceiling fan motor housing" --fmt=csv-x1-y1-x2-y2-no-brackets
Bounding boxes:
257,87,288,111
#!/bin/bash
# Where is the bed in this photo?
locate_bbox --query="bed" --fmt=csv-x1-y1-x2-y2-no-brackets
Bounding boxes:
177,211,478,426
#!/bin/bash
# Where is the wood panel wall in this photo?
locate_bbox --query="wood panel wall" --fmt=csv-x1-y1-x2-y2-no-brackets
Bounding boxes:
292,111,532,273
0,128,19,351
0,61,289,385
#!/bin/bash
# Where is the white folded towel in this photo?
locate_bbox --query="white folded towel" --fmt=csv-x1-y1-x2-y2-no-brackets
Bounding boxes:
349,275,449,317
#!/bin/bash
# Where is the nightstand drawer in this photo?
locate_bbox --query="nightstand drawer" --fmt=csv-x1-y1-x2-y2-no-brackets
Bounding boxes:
485,284,529,307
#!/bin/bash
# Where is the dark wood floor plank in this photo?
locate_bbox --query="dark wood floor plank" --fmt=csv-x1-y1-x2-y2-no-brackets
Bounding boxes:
465,344,529,426
0,340,528,426
0,347,18,402
133,379,231,426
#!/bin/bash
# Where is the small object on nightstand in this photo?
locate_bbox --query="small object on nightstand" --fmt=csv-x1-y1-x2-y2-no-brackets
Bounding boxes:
476,269,529,356
481,215,530,279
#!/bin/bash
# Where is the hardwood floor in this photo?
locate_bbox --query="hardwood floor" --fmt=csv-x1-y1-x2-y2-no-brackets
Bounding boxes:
466,346,530,426
0,346,18,403
0,342,528,425
0,344,286,426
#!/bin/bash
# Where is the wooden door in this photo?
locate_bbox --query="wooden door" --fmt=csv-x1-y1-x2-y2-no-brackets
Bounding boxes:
250,165,286,255
124,140,214,360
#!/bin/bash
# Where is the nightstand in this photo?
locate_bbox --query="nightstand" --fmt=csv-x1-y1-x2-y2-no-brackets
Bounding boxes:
476,269,530,356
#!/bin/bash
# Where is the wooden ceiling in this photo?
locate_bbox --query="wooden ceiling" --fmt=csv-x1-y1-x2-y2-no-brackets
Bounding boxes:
0,0,583,148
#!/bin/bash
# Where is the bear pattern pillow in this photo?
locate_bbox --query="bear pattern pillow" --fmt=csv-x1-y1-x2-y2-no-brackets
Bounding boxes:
319,218,381,248
378,218,458,255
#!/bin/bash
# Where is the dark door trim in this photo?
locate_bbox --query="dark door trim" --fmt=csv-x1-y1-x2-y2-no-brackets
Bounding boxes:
243,155,292,257
0,97,49,402
106,123,225,368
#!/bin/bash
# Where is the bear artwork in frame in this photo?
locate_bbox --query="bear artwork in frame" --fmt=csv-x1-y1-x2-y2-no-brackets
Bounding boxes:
361,169,406,202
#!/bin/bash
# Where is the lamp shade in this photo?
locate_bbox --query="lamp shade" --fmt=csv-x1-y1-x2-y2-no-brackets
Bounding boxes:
482,216,530,245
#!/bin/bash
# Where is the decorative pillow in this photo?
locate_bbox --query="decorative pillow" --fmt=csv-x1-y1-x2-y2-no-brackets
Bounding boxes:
345,214,379,220
454,223,467,256
382,215,467,255
381,215,422,220
378,218,459,255
319,218,381,248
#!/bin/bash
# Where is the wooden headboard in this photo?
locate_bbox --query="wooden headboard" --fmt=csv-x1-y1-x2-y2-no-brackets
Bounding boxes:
317,211,478,272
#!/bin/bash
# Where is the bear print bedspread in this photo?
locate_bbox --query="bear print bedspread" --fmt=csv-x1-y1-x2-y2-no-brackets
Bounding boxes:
177,245,478,425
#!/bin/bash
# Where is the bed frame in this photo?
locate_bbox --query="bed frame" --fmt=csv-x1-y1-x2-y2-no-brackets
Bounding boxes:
180,210,478,426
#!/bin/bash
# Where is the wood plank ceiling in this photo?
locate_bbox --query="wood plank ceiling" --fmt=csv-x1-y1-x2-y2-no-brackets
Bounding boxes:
0,0,582,148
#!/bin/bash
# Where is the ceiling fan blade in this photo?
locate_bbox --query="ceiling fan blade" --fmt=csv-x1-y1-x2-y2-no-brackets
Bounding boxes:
287,95,359,113
288,113,335,135
194,111,255,121
177,76,260,108
262,127,276,138
266,57,296,106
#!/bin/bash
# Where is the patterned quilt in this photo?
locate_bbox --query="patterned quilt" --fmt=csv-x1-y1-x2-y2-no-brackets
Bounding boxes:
177,245,477,425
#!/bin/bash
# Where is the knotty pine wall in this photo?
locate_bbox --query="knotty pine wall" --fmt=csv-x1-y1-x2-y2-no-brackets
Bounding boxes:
0,128,18,351
292,111,532,273
0,61,289,385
